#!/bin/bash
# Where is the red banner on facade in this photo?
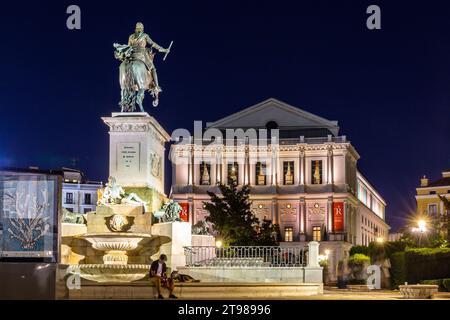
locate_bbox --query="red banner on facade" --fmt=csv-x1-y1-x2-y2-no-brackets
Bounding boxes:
179,202,189,222
333,202,344,232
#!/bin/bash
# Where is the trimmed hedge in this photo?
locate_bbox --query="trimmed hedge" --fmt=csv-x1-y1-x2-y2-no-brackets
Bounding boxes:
349,246,369,257
390,252,406,288
405,248,450,284
444,279,450,291
390,248,450,288
420,278,450,292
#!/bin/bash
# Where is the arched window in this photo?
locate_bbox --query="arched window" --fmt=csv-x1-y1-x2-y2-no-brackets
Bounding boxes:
265,121,279,130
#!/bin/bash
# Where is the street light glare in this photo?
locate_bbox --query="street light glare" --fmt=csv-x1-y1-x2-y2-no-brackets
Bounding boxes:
417,219,427,232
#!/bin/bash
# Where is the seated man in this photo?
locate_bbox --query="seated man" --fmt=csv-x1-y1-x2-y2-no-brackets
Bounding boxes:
150,254,177,299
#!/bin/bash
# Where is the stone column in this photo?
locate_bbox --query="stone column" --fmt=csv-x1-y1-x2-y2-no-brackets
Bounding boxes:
299,147,305,185
188,137,194,185
271,139,278,186
343,200,348,233
272,199,278,225
191,143,195,186
327,146,333,185
299,197,306,241
244,143,250,185
216,143,222,184
188,197,194,224
327,196,333,234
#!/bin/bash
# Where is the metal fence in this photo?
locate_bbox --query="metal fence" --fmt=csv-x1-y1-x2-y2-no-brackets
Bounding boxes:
184,246,307,267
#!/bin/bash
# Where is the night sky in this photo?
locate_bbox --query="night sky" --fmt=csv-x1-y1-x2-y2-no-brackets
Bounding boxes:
1,0,449,231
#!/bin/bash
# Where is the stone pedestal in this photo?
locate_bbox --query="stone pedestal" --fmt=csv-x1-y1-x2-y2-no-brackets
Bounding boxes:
102,112,170,212
150,222,192,271
87,204,151,234
304,241,323,283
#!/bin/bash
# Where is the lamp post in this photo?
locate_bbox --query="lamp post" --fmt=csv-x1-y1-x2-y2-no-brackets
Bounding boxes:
412,219,427,247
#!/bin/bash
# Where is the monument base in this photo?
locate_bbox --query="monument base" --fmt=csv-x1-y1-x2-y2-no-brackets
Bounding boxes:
123,186,165,214
150,221,192,271
102,112,170,197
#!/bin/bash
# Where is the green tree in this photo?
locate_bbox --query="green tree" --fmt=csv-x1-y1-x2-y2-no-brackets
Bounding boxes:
399,218,448,248
204,184,279,246
438,195,450,244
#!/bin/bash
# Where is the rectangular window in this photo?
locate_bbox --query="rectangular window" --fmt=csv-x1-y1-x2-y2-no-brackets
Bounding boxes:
84,208,91,214
84,193,91,205
200,161,211,185
255,162,266,185
227,162,239,185
311,160,322,184
428,204,438,215
283,161,295,185
284,227,293,242
66,192,74,204
312,226,321,241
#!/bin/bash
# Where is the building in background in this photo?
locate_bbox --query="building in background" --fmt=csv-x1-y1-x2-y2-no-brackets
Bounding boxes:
62,168,103,214
170,99,389,281
388,232,403,242
415,169,450,217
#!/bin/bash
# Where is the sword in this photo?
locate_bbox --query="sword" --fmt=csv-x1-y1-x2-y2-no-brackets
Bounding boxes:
163,41,173,61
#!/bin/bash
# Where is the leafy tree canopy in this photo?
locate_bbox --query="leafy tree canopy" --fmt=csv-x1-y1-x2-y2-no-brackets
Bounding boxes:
204,184,279,246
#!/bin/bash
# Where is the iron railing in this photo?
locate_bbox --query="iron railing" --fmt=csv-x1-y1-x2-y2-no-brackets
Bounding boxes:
184,246,307,267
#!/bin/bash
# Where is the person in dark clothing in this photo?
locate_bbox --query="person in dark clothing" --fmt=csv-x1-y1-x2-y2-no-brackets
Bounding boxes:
150,254,176,299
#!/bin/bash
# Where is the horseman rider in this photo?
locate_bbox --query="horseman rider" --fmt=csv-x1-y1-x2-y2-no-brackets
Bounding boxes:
128,22,169,94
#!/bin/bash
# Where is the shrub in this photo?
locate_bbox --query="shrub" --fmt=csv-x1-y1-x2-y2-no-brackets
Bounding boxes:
350,246,369,256
421,279,442,286
443,279,450,291
348,253,370,266
404,247,450,283
385,241,408,257
390,252,406,288
420,279,450,292
348,254,370,283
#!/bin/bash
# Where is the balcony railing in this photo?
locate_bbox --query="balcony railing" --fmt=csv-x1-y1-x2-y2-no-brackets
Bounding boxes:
184,246,307,268
193,136,348,146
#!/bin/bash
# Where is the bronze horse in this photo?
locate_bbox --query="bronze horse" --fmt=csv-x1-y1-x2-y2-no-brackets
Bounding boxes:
114,43,160,112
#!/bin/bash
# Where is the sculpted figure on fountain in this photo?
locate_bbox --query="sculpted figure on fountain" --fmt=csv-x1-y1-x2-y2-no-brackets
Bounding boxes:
98,176,147,206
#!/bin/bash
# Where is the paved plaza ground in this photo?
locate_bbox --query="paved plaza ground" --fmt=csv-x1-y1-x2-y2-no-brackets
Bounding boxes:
300,288,450,300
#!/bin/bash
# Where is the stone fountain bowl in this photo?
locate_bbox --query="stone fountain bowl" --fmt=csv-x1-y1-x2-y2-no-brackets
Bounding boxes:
78,264,150,283
81,232,152,251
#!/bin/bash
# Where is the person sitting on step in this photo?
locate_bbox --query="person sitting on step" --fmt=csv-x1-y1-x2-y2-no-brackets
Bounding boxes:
150,254,177,299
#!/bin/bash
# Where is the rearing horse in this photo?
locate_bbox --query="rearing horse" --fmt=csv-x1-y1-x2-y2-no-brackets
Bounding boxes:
114,43,159,112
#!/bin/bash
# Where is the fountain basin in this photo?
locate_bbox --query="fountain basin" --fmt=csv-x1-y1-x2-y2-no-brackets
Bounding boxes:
80,233,152,265
78,264,150,283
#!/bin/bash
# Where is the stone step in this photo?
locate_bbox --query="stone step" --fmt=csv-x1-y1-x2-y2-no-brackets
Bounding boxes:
64,281,323,299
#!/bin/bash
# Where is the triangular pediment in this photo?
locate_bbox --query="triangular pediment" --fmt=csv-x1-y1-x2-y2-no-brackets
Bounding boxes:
206,98,339,136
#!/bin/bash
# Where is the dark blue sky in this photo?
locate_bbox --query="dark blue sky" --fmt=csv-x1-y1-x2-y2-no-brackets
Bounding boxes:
1,0,449,231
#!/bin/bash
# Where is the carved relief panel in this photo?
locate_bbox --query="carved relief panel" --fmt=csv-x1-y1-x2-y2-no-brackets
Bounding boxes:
252,203,271,221
279,202,297,222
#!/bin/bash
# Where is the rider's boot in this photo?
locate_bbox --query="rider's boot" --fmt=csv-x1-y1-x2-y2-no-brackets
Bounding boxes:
151,68,163,93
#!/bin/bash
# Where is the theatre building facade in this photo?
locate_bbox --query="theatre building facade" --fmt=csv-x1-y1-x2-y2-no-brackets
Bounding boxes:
170,99,389,279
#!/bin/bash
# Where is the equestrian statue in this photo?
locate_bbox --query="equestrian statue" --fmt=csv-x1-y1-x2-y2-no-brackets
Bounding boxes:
114,22,173,112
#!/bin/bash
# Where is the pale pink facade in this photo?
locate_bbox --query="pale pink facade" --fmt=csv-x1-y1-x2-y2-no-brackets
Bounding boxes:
170,99,389,251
